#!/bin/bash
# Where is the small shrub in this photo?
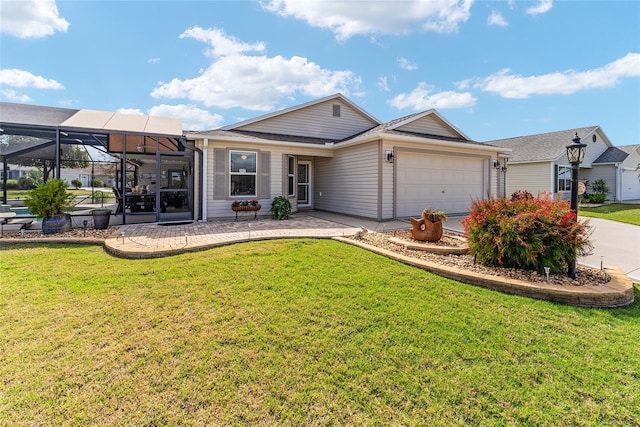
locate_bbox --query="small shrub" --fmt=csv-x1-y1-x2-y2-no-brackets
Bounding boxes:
270,196,291,220
462,197,592,274
590,179,609,196
583,193,606,204
24,179,74,219
18,175,38,190
71,178,83,189
4,179,20,190
91,178,105,187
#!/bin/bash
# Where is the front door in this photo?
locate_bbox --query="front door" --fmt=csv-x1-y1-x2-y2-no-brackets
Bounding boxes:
297,161,311,208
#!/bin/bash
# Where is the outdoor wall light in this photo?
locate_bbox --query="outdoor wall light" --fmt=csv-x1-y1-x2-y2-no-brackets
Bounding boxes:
493,160,501,169
385,150,394,163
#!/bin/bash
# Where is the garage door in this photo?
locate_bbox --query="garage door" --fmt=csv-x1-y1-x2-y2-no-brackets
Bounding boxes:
396,152,485,217
622,168,640,201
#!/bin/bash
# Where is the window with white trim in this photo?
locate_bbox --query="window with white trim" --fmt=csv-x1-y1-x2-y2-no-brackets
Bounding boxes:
230,150,257,196
558,166,572,192
287,156,295,197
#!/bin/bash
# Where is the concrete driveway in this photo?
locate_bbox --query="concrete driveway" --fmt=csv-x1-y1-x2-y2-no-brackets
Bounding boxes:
578,217,640,283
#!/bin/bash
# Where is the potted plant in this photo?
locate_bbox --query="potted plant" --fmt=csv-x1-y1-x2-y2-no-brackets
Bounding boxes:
410,207,448,242
421,207,448,223
91,208,112,229
24,178,74,235
270,196,291,220
231,199,261,220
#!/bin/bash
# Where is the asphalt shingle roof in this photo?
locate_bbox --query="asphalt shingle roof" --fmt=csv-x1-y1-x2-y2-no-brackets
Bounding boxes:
593,144,640,163
485,126,599,162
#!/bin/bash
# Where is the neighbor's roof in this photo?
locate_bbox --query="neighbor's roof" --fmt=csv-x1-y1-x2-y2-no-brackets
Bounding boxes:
485,126,601,162
593,144,640,164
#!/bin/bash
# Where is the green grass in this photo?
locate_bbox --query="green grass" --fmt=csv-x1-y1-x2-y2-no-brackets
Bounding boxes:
580,203,640,226
1,240,639,425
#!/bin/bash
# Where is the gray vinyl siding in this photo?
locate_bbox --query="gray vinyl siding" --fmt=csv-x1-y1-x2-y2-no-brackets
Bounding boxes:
202,142,331,219
314,143,379,219
394,115,459,138
504,162,554,198
234,99,376,140
582,165,616,201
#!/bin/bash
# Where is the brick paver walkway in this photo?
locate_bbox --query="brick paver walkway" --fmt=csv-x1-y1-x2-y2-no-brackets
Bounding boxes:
105,215,361,258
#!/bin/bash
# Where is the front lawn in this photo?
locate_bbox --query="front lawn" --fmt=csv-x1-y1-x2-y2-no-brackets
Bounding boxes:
580,203,640,226
1,240,639,425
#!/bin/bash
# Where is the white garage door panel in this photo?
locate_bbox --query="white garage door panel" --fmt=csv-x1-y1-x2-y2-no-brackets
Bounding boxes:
397,152,484,217
622,170,640,200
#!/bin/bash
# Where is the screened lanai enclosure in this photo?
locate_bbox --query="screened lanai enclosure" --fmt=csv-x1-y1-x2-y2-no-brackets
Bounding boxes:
0,102,201,225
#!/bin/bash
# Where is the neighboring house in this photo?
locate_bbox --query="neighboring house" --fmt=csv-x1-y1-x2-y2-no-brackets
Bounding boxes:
591,144,640,201
485,126,640,202
188,94,510,220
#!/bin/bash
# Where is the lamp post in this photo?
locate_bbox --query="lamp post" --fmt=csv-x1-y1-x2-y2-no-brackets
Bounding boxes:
565,133,587,279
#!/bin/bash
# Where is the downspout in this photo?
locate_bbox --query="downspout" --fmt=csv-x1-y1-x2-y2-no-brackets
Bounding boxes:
200,138,208,221
616,163,621,202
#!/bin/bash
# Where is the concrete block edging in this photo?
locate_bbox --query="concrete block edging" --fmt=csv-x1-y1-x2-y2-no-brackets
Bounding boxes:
335,237,635,308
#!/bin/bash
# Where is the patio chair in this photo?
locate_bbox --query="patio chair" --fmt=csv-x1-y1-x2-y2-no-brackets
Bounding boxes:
112,187,124,215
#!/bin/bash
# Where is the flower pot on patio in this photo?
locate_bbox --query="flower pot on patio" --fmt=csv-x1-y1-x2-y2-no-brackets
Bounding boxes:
42,214,72,235
231,204,261,220
92,209,112,230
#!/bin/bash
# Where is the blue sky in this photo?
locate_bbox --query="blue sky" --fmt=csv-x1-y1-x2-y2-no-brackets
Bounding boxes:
1,0,639,146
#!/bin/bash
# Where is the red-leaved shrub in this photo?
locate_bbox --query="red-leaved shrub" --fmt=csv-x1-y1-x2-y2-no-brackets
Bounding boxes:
462,196,592,274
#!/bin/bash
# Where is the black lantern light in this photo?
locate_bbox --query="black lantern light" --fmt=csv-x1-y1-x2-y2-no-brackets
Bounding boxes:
565,132,587,279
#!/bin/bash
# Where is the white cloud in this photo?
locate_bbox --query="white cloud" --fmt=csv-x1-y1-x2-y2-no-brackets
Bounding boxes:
152,28,361,111
1,89,32,103
389,82,477,110
475,52,640,98
263,0,473,41
526,0,553,16
148,104,224,131
376,76,390,92
0,0,69,38
488,10,508,27
397,57,418,71
180,27,266,58
148,58,160,64
0,68,64,89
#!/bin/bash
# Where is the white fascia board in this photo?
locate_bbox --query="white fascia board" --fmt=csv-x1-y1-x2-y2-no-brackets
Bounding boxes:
191,134,334,157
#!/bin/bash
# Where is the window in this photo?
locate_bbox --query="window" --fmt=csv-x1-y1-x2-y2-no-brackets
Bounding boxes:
558,166,572,192
287,156,295,197
230,150,257,196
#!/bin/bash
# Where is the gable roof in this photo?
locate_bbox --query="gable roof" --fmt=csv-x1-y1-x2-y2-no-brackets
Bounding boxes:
485,126,602,162
220,93,380,131
594,144,640,164
191,100,508,154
